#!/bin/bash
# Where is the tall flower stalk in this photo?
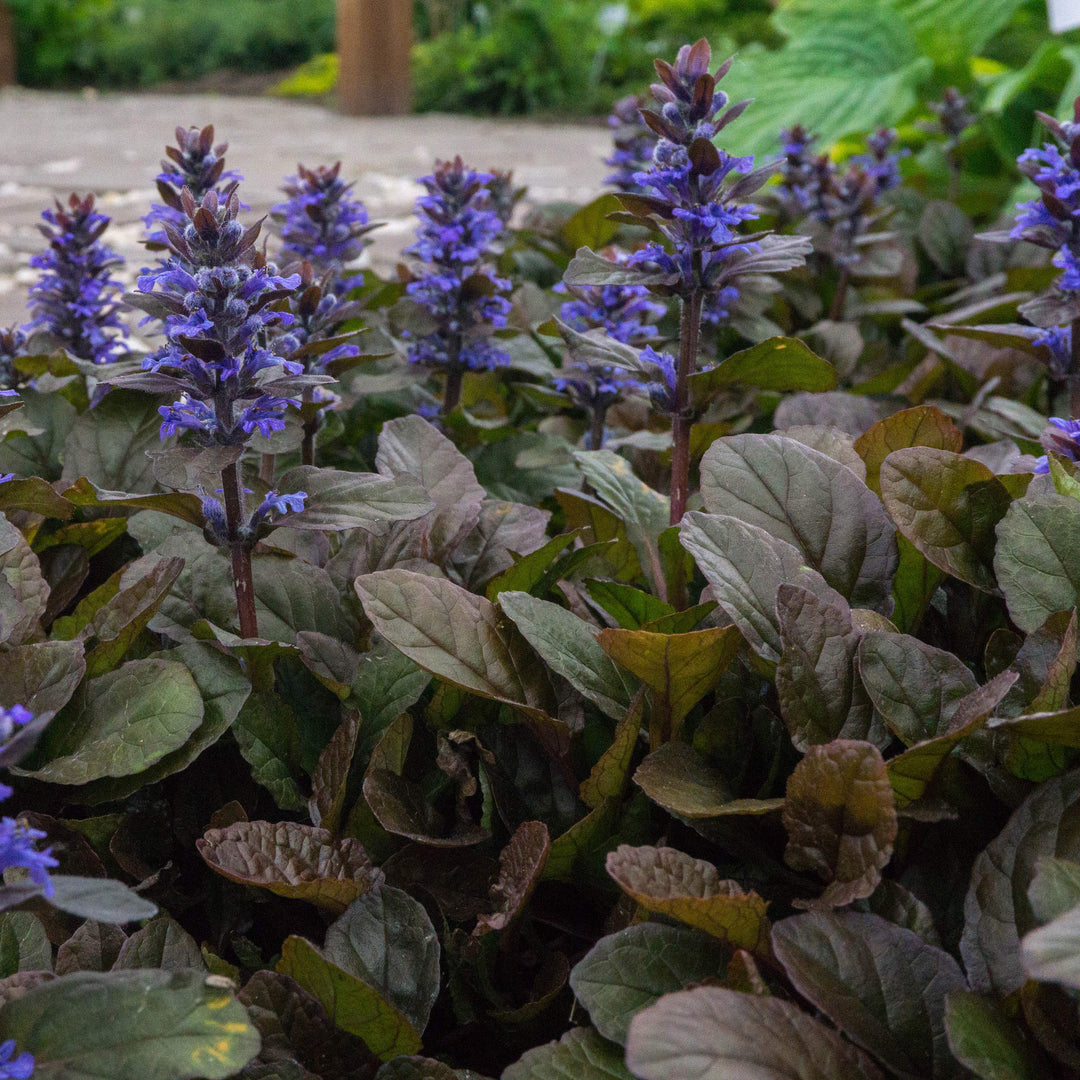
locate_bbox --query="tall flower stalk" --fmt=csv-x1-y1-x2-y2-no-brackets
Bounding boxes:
272,162,375,291
24,194,126,364
569,40,809,527
403,158,511,415
126,187,322,638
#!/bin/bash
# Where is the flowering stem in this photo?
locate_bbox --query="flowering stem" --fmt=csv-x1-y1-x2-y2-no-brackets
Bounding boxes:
259,453,275,484
829,267,851,321
1070,317,1080,420
589,406,607,452
442,365,464,415
220,460,259,639
670,289,703,528
301,420,318,466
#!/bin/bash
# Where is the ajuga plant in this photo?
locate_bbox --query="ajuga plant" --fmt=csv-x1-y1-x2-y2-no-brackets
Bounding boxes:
23,193,126,364
565,39,811,526
928,87,974,200
143,124,242,246
403,156,511,414
272,161,375,290
125,186,318,638
605,93,657,194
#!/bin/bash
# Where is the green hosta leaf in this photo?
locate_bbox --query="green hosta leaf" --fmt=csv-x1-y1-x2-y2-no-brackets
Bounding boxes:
0,968,259,1080
323,887,440,1035
17,659,203,786
961,770,1080,995
772,910,967,1080
569,923,727,1046
503,1026,633,1080
724,0,931,158
699,434,897,611
498,591,637,720
944,991,1043,1080
857,632,977,744
783,740,897,909
1021,903,1080,989
597,625,741,744
197,821,381,914
606,844,770,953
625,985,887,1080
0,515,48,646
776,584,878,751
680,512,836,661
572,450,669,592
277,935,422,1060
0,913,51,975
687,337,836,409
276,466,434,533
0,639,85,717
354,569,561,728
891,0,1029,67
879,448,1011,593
995,494,1080,632
1029,857,1080,923
854,406,963,496
633,741,784,818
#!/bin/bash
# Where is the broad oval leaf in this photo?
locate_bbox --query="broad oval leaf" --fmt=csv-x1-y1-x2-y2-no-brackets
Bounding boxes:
17,659,204,786
772,910,967,1080
0,640,85,721
605,844,769,953
854,406,963,495
277,466,434,534
0,515,48,647
961,769,1080,995
277,935,422,1061
354,570,561,728
197,821,383,914
502,1026,633,1080
569,923,727,1045
625,985,887,1080
879,447,1011,593
995,494,1080,632
498,591,637,721
944,991,1044,1080
46,876,158,925
783,740,898,908
323,886,440,1035
0,968,260,1080
699,434,897,611
680,512,837,661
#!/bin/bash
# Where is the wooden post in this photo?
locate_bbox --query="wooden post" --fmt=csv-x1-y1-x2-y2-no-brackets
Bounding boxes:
337,0,412,116
0,3,16,88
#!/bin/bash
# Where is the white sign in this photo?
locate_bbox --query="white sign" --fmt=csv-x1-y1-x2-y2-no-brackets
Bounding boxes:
1049,0,1080,33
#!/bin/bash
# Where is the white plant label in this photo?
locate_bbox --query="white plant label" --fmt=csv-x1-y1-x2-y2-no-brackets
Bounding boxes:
1049,0,1080,33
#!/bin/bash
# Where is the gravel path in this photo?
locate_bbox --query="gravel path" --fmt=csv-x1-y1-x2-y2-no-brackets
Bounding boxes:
0,89,611,327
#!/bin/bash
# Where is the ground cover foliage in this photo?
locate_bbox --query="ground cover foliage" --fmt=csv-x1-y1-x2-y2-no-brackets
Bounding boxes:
8,27,1080,1080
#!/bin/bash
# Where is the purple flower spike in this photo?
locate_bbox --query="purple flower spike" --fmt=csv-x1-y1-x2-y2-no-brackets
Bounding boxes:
404,157,511,386
23,193,127,364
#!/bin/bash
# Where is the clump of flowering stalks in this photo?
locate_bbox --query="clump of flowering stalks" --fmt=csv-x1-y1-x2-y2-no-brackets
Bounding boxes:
124,186,325,638
775,125,820,220
272,162,376,290
485,168,526,228
553,268,666,448
143,125,242,247
566,40,810,530
981,97,1080,412
928,87,974,199
23,193,127,365
403,157,511,415
605,94,657,193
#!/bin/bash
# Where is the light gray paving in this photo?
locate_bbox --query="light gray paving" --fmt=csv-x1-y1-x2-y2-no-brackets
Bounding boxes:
0,89,610,327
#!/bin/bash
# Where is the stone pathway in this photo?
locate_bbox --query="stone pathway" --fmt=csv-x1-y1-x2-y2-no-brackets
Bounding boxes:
0,89,611,327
